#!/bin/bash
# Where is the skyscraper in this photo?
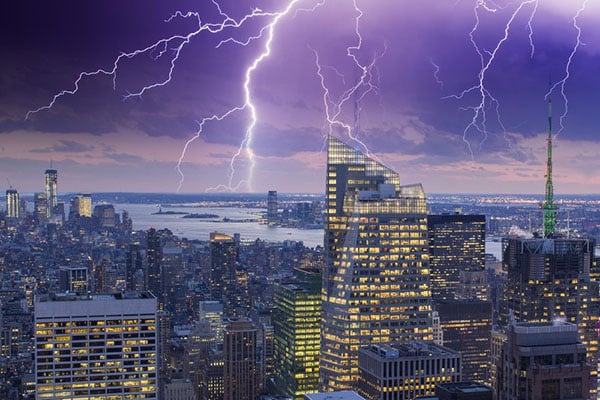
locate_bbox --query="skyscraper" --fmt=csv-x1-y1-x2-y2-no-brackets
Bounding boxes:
33,192,47,224
147,228,162,306
320,136,432,391
267,190,278,225
44,168,57,217
5,188,19,219
126,243,143,291
273,267,321,399
501,236,598,389
69,193,92,218
428,213,486,301
224,318,259,400
210,232,239,317
35,292,158,399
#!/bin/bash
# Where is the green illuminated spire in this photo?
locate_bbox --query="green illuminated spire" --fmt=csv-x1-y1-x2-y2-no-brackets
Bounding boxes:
543,94,557,237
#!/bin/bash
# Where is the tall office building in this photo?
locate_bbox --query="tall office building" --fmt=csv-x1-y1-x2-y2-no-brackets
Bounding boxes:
273,267,321,399
33,192,48,224
428,213,486,301
93,203,116,228
147,228,162,306
34,292,158,399
210,232,239,317
501,236,599,391
320,136,432,391
126,243,143,291
5,188,19,218
435,299,492,384
267,190,278,225
496,320,591,400
69,193,92,218
224,318,259,400
44,168,57,216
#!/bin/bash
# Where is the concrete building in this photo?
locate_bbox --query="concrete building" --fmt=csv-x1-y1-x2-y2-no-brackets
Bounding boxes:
34,292,158,399
224,318,258,400
358,342,461,400
496,320,591,400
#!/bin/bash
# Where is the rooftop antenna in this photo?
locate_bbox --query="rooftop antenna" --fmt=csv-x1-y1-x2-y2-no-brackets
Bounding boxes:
543,80,557,238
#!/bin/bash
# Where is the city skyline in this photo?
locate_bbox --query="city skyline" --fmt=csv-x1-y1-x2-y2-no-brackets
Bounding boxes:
3,1,600,194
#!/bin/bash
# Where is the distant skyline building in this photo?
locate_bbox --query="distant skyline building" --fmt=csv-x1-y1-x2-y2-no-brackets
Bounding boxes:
34,292,158,399
320,136,432,391
147,228,162,307
44,168,57,217
93,203,115,228
58,266,89,294
126,243,143,291
69,193,92,218
210,232,239,318
5,188,19,218
224,318,259,400
267,190,278,225
33,192,47,224
199,300,225,344
428,213,486,301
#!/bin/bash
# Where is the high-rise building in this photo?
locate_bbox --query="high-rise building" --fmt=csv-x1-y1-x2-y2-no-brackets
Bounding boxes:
435,299,492,384
69,193,92,218
320,136,432,391
267,190,278,225
93,203,116,228
44,168,57,217
210,232,239,317
428,213,486,301
126,243,144,291
58,266,89,294
357,342,461,400
147,228,162,306
496,320,591,400
33,192,48,224
34,292,158,399
501,236,599,390
224,318,259,400
273,267,321,399
5,188,19,219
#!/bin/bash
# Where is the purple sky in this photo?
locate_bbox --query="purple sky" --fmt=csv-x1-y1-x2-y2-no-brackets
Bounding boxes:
2,0,600,194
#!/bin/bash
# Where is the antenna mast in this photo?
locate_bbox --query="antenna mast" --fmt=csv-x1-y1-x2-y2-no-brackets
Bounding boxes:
543,93,557,237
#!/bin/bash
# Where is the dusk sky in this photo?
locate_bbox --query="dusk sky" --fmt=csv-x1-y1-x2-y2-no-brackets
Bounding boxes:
2,0,600,194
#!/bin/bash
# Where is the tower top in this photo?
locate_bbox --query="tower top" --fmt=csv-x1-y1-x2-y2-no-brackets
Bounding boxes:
542,93,557,237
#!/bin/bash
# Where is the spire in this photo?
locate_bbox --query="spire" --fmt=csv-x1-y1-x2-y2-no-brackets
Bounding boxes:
543,91,557,237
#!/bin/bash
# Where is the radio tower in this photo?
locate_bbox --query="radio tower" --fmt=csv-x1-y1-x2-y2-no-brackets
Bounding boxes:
543,94,557,237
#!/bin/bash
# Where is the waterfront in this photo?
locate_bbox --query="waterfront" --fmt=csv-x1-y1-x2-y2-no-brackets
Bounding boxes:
119,203,326,248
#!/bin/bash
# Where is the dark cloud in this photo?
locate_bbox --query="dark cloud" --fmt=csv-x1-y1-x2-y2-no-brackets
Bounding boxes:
30,140,95,154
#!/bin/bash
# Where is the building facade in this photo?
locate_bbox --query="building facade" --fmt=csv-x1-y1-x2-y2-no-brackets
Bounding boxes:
320,136,432,391
273,267,321,399
44,168,57,217
427,214,486,301
34,292,158,399
357,342,461,400
5,189,19,219
223,318,258,400
496,320,591,400
267,190,278,225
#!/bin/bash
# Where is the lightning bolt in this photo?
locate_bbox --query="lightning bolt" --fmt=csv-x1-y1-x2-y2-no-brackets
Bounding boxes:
26,0,325,193
545,0,588,136
444,0,538,158
430,59,444,90
311,0,386,161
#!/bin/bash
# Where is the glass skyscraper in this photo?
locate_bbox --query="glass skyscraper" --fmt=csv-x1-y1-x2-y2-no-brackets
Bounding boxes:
319,136,432,391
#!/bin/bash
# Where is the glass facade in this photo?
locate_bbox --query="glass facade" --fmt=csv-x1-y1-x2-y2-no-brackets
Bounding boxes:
273,268,321,399
320,136,432,391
